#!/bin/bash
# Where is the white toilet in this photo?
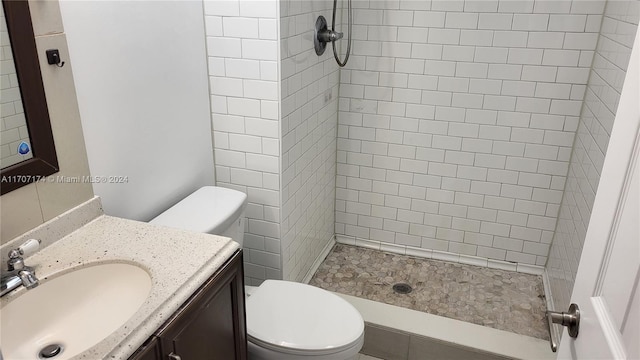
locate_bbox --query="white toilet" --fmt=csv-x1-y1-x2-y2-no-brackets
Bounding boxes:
150,186,365,360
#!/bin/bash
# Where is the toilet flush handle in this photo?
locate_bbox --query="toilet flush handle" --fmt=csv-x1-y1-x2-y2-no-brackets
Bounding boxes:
168,353,181,360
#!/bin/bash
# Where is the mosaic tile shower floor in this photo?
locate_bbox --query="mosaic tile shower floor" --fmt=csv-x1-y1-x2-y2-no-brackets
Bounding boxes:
309,244,548,340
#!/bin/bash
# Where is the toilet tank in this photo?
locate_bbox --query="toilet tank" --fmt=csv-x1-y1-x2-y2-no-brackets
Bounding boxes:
149,186,247,246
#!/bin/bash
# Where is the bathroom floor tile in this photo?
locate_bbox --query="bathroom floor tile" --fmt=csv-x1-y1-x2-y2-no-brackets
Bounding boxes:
358,354,384,360
310,244,548,340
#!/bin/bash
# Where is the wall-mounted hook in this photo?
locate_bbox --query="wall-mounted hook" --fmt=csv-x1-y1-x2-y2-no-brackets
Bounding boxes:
45,49,65,68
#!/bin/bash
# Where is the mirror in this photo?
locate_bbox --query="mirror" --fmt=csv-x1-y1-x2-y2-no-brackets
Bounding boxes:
0,0,59,195
1,6,32,168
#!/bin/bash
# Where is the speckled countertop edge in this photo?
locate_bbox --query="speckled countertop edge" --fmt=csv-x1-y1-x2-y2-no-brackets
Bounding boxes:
1,199,239,360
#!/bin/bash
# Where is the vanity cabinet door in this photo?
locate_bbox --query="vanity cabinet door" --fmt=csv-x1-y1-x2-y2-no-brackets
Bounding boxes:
158,251,247,360
129,336,161,360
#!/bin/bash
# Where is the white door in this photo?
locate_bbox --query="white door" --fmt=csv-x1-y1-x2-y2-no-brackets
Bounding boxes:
557,27,640,359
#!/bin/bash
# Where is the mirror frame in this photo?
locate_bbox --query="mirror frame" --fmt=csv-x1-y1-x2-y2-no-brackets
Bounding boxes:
1,0,59,195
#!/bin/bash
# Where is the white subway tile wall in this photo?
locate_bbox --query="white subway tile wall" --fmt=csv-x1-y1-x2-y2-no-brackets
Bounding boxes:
206,0,340,283
547,0,639,310
335,0,606,268
203,0,638,296
1,6,33,168
280,0,340,282
204,0,283,285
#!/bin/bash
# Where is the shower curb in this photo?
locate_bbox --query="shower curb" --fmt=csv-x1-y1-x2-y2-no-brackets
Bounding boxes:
336,293,554,360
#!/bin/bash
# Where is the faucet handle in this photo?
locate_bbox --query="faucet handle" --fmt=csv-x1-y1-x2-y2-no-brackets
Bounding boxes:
8,239,40,271
18,239,40,256
9,239,40,259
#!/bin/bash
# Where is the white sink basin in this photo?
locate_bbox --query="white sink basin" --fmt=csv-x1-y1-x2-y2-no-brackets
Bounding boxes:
0,262,152,360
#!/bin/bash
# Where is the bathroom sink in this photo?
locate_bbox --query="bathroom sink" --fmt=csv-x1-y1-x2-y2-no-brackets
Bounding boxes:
0,262,152,360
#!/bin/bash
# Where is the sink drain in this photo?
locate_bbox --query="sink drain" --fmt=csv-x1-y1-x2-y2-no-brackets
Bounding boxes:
392,283,413,294
39,344,63,359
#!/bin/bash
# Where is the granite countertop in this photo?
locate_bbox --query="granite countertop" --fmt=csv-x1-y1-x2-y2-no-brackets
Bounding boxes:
0,212,239,360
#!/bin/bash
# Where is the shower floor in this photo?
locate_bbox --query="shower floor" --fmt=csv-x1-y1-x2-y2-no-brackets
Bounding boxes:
310,244,548,340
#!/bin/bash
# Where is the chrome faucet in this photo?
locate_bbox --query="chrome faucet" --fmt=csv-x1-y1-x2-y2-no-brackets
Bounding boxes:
1,239,40,297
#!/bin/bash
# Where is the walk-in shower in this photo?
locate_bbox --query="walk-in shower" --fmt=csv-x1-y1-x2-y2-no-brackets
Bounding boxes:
192,0,639,357
303,0,640,358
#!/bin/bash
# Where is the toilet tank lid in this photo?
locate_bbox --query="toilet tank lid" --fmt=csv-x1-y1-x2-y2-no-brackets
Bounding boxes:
150,186,247,234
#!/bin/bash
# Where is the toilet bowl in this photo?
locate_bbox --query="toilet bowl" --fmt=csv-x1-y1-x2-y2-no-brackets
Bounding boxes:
246,280,364,360
150,186,365,360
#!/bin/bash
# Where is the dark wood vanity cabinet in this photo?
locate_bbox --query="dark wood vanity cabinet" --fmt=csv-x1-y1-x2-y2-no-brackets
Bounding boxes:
129,250,247,360
130,337,162,360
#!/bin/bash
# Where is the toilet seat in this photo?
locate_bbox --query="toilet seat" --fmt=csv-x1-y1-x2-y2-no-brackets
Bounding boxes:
246,280,364,356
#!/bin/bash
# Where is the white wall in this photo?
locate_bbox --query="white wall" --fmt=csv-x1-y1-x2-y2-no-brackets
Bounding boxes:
335,0,604,269
60,1,214,221
547,0,639,310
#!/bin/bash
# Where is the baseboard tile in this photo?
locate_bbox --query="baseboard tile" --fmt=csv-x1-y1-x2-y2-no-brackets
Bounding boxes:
488,259,518,272
380,242,406,255
355,238,382,250
517,263,545,275
542,269,555,311
405,246,433,259
459,254,489,268
301,235,336,284
336,235,356,245
541,269,560,346
432,250,461,263
334,236,545,276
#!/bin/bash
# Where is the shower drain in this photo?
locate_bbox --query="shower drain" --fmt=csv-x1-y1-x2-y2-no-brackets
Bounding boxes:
392,283,413,294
